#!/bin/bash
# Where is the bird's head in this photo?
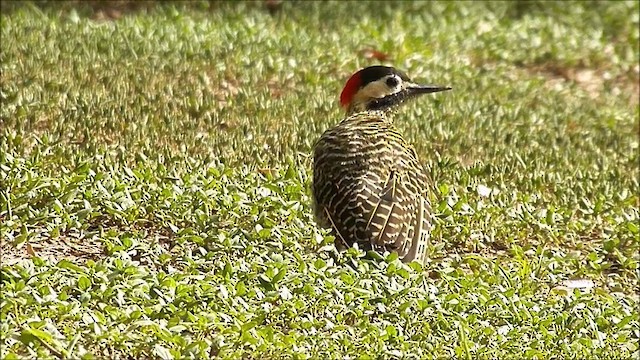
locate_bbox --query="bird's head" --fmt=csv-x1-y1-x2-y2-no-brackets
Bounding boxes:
339,65,451,115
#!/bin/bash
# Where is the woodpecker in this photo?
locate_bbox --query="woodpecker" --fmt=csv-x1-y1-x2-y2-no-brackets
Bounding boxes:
312,65,451,263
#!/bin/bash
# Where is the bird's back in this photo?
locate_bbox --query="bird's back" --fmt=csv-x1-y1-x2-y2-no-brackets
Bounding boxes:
312,110,431,262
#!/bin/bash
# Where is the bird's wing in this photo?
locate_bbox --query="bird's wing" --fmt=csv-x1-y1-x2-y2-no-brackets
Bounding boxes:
401,193,431,262
358,170,412,252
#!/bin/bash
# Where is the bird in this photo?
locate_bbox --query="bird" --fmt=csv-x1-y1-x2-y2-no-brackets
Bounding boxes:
312,65,451,263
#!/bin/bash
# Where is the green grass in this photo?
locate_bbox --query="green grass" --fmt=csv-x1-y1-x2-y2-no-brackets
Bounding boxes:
1,1,639,358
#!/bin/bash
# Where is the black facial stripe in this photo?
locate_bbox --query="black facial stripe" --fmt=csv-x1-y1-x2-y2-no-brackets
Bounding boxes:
366,88,413,111
359,66,411,88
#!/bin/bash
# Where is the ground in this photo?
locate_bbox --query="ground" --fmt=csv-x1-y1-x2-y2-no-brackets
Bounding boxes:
1,1,639,359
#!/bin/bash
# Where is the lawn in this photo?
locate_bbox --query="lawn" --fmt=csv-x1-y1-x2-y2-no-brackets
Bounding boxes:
1,1,639,358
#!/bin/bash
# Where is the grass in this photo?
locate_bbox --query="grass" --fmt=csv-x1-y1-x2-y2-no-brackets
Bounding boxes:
1,1,639,358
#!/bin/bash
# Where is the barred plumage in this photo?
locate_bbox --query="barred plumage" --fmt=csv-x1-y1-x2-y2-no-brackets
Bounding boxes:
312,66,450,263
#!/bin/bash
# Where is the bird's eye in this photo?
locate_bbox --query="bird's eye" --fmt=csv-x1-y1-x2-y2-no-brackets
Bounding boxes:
386,76,399,88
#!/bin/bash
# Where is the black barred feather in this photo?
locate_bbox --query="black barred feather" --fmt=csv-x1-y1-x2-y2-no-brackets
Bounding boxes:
312,110,431,263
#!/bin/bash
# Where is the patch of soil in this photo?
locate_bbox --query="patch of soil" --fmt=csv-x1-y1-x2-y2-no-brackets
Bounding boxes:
1,218,178,266
1,229,104,265
525,62,640,107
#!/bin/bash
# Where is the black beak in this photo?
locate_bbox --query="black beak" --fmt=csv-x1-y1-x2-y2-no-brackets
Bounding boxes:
406,83,452,95
366,83,451,111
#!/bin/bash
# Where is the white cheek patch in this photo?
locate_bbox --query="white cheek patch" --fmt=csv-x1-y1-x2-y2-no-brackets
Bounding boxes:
352,78,403,105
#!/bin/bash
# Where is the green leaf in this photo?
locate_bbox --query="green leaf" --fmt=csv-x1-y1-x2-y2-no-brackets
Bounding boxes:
272,267,287,284
236,281,247,296
23,327,52,344
57,260,87,274
77,276,91,291
153,344,173,360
